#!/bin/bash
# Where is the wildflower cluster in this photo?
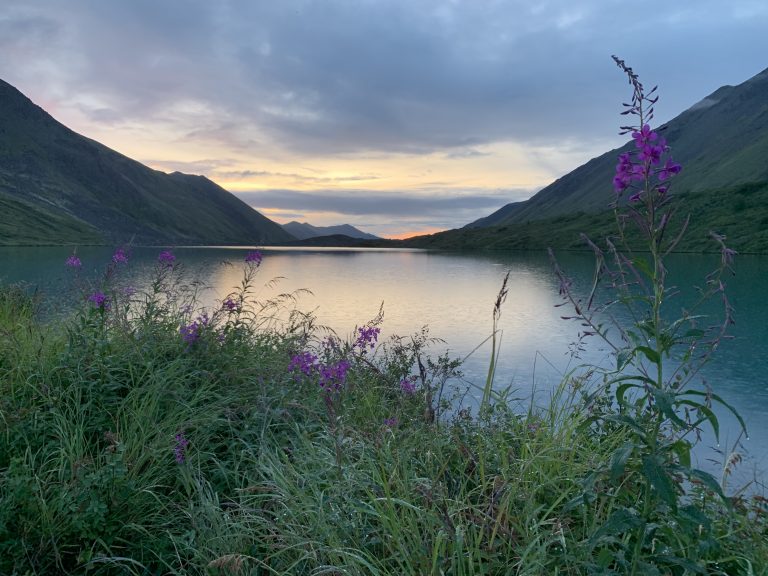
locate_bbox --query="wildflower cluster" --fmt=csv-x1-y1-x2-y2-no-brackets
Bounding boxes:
173,433,189,464
318,359,351,391
112,247,129,264
354,325,381,353
245,251,263,266
157,250,176,266
88,291,109,310
399,376,417,395
612,58,681,202
179,313,210,344
288,350,351,392
65,255,82,268
288,351,319,376
222,297,240,313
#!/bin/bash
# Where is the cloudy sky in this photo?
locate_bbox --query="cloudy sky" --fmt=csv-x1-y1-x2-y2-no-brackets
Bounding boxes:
2,1,767,238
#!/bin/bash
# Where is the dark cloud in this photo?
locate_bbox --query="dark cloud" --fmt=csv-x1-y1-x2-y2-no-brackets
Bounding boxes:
445,149,493,160
3,1,767,156
234,188,532,218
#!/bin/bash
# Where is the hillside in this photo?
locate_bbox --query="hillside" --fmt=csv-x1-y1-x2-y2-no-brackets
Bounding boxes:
430,66,768,252
0,79,295,246
281,221,380,241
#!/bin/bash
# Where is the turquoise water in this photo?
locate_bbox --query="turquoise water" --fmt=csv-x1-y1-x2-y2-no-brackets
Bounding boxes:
2,245,766,484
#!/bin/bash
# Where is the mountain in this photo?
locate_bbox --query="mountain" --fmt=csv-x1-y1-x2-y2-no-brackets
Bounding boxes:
281,221,380,241
0,79,295,246
410,66,768,253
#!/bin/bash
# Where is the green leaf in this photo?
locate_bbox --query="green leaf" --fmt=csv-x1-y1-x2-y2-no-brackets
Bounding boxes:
616,348,633,371
616,382,640,408
678,504,711,533
669,439,692,468
678,399,720,442
649,388,687,428
687,468,727,503
610,442,636,482
683,390,747,436
635,346,661,365
683,328,706,339
605,414,647,438
633,257,654,279
641,455,678,508
589,508,643,548
651,555,706,574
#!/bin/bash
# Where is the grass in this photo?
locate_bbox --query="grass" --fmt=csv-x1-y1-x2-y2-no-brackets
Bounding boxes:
1,253,767,576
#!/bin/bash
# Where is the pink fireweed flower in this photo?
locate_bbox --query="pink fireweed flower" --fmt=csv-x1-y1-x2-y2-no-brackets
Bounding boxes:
400,377,417,395
658,158,682,181
288,351,318,376
174,433,190,464
65,255,82,268
112,248,129,264
318,359,351,391
638,138,666,165
354,326,381,352
632,124,657,148
88,291,109,309
245,251,263,265
157,250,176,266
179,313,209,344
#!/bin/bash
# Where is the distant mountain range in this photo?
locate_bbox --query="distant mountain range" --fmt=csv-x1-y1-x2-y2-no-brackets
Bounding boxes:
0,79,294,246
280,221,379,241
407,66,768,253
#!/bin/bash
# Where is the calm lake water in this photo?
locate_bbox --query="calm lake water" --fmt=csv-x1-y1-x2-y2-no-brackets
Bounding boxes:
2,245,767,485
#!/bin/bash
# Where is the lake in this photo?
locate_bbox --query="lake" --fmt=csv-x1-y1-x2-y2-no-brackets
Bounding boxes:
2,245,767,486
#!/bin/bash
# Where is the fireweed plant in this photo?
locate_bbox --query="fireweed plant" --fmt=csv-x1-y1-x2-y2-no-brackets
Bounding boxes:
550,57,751,574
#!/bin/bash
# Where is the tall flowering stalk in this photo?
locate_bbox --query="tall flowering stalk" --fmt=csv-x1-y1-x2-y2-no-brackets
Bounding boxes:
552,57,745,573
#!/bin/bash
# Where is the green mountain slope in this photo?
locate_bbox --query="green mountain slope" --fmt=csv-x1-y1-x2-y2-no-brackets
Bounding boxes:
443,67,768,251
408,181,768,254
0,79,295,246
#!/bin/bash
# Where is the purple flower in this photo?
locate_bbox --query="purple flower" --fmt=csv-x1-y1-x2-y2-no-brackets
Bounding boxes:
123,285,137,297
400,377,417,395
174,433,189,464
383,417,398,429
158,250,176,266
245,251,263,265
88,291,109,309
288,351,318,376
222,297,240,312
112,248,129,264
318,359,351,391
632,124,657,148
658,158,682,181
179,314,209,344
638,139,665,165
65,255,82,268
354,326,381,352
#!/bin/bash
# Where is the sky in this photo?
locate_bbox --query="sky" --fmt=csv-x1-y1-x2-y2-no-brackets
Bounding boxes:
2,1,767,238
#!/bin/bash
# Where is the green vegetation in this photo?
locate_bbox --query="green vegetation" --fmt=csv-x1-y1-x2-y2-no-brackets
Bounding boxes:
407,181,768,253
1,246,766,574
